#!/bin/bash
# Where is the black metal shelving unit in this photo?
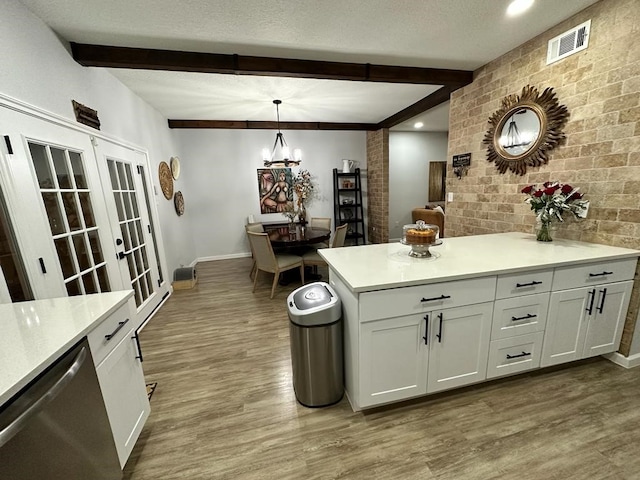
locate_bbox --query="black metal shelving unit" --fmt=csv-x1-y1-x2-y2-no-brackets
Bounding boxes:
333,168,365,245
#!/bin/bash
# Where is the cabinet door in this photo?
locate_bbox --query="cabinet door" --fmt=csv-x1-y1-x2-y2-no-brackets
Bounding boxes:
360,315,428,408
583,281,633,358
541,288,590,367
427,302,493,394
96,329,150,468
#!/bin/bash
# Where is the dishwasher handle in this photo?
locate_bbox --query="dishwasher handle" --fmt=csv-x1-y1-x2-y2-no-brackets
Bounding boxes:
0,346,87,448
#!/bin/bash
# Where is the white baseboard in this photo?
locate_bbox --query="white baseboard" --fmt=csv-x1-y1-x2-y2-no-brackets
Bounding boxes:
603,351,640,369
195,252,252,264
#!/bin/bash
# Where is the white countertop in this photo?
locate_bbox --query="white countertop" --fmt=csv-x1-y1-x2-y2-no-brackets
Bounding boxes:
0,291,133,405
319,232,640,293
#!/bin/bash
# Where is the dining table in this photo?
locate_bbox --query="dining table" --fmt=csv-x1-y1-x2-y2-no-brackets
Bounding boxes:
267,225,331,248
265,225,331,284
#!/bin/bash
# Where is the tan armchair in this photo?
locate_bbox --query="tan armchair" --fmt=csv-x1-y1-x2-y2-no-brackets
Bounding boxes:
411,208,445,237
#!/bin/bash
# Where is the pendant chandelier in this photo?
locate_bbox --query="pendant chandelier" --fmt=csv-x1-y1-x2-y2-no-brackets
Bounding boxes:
262,99,302,168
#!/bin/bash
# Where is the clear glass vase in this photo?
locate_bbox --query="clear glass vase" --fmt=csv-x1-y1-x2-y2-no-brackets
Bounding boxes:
298,205,307,227
536,220,554,242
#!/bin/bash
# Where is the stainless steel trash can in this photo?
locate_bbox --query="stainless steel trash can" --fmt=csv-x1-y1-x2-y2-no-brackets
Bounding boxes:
287,282,343,407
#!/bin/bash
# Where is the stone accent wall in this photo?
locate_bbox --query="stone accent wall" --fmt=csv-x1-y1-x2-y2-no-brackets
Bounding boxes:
366,129,389,243
447,0,640,355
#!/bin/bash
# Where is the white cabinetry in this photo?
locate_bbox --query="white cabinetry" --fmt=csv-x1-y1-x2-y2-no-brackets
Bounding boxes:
542,281,633,367
541,259,635,368
89,300,150,468
323,236,640,412
487,270,552,380
358,277,496,408
360,315,428,407
426,303,493,393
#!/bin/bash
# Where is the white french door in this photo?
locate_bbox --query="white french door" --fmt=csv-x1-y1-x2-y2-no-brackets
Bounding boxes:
93,139,168,324
0,109,123,298
0,105,168,326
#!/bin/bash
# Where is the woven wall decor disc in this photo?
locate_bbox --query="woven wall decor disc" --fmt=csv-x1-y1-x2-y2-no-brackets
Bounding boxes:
159,161,173,200
174,191,185,216
170,156,181,180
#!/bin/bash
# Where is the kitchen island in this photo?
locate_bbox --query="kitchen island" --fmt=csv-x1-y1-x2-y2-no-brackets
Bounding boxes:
319,233,640,411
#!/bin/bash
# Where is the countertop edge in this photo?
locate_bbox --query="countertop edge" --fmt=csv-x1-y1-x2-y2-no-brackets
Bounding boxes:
348,251,640,292
320,235,640,293
0,291,133,406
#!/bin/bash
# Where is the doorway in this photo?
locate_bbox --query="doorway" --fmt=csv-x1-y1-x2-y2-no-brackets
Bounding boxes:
428,161,447,203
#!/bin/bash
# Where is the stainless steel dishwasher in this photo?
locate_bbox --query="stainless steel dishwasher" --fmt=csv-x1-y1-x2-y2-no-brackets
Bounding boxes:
0,338,122,479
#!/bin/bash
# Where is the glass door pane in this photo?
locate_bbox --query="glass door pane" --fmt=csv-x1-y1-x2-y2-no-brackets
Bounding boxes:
28,142,112,296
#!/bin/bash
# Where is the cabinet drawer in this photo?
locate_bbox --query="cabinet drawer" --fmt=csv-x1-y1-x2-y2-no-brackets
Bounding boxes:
491,293,549,340
496,269,553,299
552,258,637,291
360,276,496,322
88,302,134,366
486,332,544,379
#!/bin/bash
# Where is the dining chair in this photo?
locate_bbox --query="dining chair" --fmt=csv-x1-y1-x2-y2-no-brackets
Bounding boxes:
302,223,348,271
247,231,304,299
310,217,332,248
245,222,264,280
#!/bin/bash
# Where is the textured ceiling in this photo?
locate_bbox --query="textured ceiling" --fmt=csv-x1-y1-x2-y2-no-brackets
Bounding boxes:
20,0,600,131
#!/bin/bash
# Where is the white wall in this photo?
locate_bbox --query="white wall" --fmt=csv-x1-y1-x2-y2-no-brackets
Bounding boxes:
173,129,366,259
0,0,194,274
388,131,448,240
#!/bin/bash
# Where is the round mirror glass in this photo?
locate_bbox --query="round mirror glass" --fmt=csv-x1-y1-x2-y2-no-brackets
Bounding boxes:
497,107,541,157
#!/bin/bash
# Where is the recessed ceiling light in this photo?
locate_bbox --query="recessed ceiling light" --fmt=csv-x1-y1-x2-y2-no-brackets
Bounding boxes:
414,122,424,129
507,0,534,16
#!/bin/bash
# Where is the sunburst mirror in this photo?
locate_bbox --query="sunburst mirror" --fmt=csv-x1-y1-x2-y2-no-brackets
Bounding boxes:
483,85,569,175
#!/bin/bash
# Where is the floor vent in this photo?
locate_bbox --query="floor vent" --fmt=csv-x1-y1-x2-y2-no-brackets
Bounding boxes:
547,20,591,65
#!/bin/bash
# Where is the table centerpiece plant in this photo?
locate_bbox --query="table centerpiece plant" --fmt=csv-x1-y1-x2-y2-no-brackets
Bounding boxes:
280,169,316,227
521,181,589,242
292,169,315,226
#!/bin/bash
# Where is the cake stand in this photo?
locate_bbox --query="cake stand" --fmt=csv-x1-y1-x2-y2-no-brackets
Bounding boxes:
400,238,443,258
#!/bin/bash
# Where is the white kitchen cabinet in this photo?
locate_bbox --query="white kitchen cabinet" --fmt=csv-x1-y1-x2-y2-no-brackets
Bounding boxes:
487,332,545,379
426,302,493,393
359,302,493,406
321,235,639,412
360,315,428,408
541,281,633,367
491,292,549,340
93,302,150,468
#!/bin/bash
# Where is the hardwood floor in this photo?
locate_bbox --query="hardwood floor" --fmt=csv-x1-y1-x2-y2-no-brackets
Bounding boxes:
123,259,640,480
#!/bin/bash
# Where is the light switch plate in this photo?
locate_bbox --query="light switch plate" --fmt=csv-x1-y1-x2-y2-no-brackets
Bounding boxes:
447,192,454,202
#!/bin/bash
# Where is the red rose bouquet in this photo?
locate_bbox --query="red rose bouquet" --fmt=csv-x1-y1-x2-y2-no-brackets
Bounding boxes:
521,181,589,241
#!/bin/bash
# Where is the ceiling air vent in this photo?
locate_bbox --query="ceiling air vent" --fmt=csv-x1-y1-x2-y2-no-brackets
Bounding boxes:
547,20,591,65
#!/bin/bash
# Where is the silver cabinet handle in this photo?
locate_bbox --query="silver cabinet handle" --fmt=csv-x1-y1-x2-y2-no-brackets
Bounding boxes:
0,346,87,447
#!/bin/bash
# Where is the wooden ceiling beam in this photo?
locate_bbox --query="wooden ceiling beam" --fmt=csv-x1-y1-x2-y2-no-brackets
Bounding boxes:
376,86,453,129
168,120,379,130
70,43,473,86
